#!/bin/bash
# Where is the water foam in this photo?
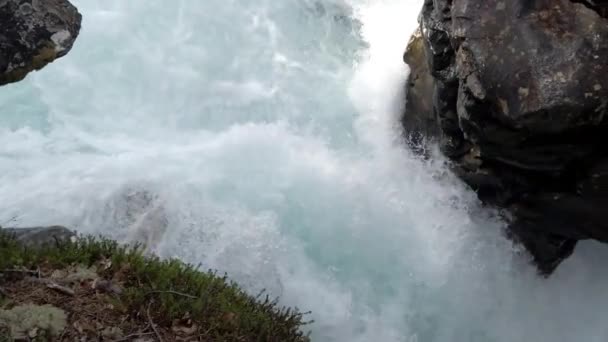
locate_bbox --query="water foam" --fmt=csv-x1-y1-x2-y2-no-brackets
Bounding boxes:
1,1,608,341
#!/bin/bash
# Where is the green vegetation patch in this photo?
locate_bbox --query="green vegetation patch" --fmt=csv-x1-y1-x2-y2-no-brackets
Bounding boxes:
0,232,311,341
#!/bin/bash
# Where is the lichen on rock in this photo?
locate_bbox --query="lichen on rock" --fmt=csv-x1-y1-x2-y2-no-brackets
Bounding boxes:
0,304,67,340
0,0,82,86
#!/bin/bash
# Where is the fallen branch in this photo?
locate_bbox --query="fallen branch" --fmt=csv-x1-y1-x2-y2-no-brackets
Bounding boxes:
146,304,164,342
26,277,75,296
145,290,198,299
46,281,76,296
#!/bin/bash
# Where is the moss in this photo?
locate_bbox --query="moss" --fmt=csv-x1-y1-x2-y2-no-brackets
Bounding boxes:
0,232,311,341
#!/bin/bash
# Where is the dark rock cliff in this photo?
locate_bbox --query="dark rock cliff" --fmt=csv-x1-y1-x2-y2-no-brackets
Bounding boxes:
0,0,82,86
404,0,608,274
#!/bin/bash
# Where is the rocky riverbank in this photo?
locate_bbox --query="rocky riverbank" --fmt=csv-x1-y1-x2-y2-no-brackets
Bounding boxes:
403,0,608,274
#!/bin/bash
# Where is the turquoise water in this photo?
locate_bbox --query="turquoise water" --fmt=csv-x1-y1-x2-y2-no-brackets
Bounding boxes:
1,1,608,341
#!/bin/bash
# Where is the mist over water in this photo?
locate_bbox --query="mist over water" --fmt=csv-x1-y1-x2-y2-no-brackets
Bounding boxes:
1,0,608,341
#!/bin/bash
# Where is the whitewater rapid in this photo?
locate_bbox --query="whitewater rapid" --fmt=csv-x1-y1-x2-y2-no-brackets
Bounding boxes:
1,0,608,341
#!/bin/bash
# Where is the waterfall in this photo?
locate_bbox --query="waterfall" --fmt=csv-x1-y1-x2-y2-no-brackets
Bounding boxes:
1,0,607,341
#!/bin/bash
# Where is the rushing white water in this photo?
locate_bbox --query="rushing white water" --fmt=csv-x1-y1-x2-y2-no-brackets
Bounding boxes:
1,0,608,341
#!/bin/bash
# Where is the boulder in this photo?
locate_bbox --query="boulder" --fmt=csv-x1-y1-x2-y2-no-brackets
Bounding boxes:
0,0,82,86
0,304,67,340
403,0,608,274
1,226,76,248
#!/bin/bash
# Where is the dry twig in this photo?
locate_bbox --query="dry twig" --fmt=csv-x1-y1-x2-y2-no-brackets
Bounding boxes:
26,277,75,296
147,304,164,342
145,290,198,299
0,215,18,226
1,268,39,276
46,281,76,296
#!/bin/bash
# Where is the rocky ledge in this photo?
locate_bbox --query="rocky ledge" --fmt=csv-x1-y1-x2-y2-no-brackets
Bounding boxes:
0,226,76,247
404,0,608,274
0,0,82,86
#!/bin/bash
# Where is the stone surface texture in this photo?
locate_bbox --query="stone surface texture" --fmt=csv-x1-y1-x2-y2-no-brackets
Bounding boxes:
403,0,608,274
0,0,81,85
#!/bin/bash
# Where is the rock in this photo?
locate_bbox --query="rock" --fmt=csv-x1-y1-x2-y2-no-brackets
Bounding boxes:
402,27,439,150
0,0,82,86
1,226,76,248
403,0,608,274
52,264,98,283
0,304,67,339
100,186,169,250
572,0,608,18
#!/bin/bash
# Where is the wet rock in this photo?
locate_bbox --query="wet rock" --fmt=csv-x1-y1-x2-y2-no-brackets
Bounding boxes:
402,27,439,150
1,226,76,248
98,186,169,250
0,0,82,86
403,0,608,274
